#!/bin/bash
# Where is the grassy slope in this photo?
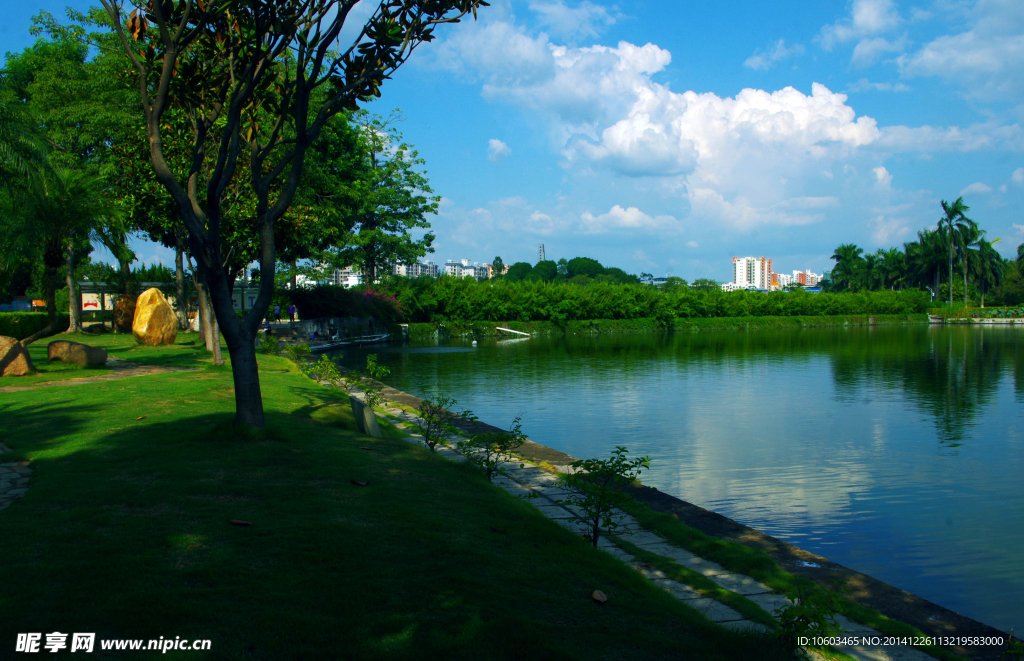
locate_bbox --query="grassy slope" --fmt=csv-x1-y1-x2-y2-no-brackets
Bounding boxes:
0,335,789,661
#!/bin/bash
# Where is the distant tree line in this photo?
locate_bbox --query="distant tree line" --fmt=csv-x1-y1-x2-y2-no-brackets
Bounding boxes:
294,277,927,324
495,256,640,285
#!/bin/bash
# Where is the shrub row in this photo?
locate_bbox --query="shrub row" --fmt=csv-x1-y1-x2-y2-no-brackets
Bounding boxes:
0,313,69,340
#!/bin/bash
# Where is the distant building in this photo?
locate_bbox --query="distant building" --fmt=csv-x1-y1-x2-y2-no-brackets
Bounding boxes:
332,266,363,288
393,261,439,278
538,243,546,263
792,270,822,286
444,260,488,280
732,256,772,290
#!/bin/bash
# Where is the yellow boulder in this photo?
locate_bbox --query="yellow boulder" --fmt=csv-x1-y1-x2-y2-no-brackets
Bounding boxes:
132,288,178,346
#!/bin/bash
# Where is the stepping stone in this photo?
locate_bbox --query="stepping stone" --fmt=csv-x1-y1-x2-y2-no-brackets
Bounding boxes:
645,544,698,565
678,555,729,577
834,614,881,636
532,504,578,520
633,564,668,580
746,592,793,614
691,600,745,623
720,620,773,634
615,530,666,547
708,572,773,595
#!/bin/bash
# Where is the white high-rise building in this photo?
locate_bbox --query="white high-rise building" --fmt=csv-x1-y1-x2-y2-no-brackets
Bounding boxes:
731,256,773,289
538,243,546,262
393,261,439,278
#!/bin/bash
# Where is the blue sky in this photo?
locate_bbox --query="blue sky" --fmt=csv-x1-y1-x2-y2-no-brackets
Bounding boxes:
5,0,1024,281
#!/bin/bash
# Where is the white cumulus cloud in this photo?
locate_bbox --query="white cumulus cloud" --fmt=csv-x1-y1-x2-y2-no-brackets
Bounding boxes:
744,39,805,70
528,0,618,40
487,139,512,161
960,181,993,195
579,205,682,233
899,0,1024,102
847,78,911,92
873,165,893,188
1012,167,1024,184
819,0,903,50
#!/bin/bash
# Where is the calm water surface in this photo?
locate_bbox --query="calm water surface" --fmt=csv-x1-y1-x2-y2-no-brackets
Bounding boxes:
335,325,1024,632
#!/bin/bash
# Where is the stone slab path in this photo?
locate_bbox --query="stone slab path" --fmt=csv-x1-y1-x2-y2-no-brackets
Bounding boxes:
0,442,31,512
378,401,941,661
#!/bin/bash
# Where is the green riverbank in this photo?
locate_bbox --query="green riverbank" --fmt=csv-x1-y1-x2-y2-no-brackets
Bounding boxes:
407,314,929,339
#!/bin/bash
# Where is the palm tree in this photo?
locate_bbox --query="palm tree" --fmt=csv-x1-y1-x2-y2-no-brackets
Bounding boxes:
7,167,115,344
830,243,864,291
882,247,905,289
954,219,981,305
939,197,972,304
973,238,1004,307
0,100,47,182
863,251,881,290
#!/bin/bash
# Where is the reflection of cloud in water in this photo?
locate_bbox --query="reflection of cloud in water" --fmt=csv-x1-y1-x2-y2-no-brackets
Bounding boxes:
654,363,876,542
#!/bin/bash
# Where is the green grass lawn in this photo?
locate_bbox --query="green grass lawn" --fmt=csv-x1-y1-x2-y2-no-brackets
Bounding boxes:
10,331,215,385
0,334,790,660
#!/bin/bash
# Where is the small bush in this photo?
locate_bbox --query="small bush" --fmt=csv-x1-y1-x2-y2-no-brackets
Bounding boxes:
416,395,475,452
559,446,650,547
772,580,849,650
457,416,527,482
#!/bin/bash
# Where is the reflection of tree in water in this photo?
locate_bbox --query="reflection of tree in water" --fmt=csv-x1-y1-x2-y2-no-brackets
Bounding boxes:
829,327,1018,448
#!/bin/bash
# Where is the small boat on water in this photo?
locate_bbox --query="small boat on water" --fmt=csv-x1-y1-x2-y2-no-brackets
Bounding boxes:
309,332,392,352
928,314,944,324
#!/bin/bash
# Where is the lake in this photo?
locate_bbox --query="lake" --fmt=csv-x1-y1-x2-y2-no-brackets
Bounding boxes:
333,324,1024,633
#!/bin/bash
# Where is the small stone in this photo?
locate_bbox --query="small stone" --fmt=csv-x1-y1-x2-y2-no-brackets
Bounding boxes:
591,590,608,604
47,340,108,366
0,336,34,377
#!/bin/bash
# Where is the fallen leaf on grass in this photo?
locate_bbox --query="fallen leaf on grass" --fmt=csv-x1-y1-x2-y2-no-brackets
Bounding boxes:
229,520,252,527
136,416,147,421
672,513,679,520
350,480,369,487
592,590,607,604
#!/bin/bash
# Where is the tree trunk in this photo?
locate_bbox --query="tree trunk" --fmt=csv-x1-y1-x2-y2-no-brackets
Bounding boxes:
66,238,81,334
175,244,187,330
949,239,954,305
23,265,60,347
365,255,376,285
934,267,940,301
207,266,264,428
963,262,969,307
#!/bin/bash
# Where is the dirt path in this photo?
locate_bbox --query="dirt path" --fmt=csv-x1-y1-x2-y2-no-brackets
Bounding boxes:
0,359,198,393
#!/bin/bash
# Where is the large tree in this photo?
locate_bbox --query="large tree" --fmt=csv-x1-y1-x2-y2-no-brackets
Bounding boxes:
2,17,136,334
99,0,487,427
333,111,437,283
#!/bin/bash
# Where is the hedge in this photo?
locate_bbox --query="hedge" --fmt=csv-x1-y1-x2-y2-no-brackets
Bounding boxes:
0,313,69,341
